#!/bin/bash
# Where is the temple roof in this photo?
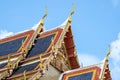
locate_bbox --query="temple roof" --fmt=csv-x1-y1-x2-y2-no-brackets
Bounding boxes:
59,59,111,80
60,66,101,80
0,7,111,80
59,48,112,80
0,18,80,79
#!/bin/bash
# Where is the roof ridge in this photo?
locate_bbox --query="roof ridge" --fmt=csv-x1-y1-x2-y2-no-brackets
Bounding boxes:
0,29,33,40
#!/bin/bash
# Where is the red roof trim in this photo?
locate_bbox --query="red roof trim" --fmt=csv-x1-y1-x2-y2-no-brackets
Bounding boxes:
64,26,79,69
62,66,101,80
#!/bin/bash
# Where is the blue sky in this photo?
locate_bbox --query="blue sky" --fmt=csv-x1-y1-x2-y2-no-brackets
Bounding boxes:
0,0,120,80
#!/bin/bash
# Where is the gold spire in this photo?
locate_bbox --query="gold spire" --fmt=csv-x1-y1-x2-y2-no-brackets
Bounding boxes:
39,55,43,63
39,55,44,70
51,38,56,52
21,40,25,52
51,38,54,46
23,70,26,80
7,55,12,69
101,46,111,80
68,3,76,23
105,46,111,61
40,6,48,26
21,40,28,57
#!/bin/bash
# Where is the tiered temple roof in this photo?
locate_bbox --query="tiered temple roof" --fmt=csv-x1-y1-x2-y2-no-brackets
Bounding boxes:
0,7,111,80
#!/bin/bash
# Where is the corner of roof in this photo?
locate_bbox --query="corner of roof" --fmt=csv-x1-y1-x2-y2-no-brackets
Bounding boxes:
0,29,34,41
59,19,68,29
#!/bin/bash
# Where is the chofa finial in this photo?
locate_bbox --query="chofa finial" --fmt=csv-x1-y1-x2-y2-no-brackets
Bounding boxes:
68,3,76,23
40,6,48,25
7,54,12,69
42,6,48,19
39,55,44,70
105,45,111,61
23,70,26,80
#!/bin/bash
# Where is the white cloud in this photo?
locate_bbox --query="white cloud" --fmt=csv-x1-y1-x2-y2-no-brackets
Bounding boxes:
77,53,100,67
110,32,120,80
112,0,120,7
0,30,14,39
111,66,120,80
